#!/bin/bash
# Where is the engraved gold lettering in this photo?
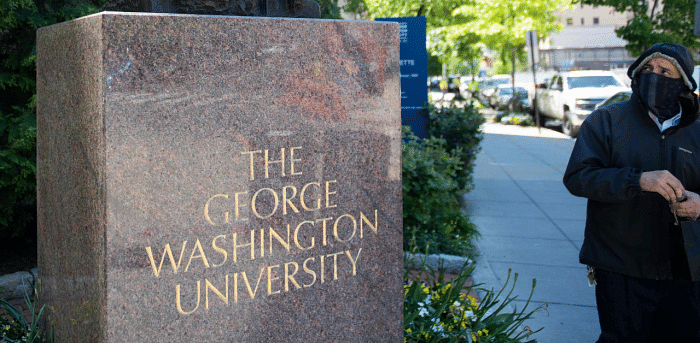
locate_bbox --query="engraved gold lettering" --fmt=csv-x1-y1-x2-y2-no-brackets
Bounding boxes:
300,182,321,211
264,148,285,179
205,275,229,309
302,257,317,288
333,214,356,243
233,230,255,262
233,273,238,303
211,235,228,267
251,188,279,219
185,239,210,272
241,150,262,180
204,194,229,225
294,221,315,250
176,280,201,315
315,217,332,246
234,191,249,221
345,249,361,276
267,265,281,295
282,185,300,215
241,267,265,300
269,225,291,254
360,210,378,238
284,261,301,291
327,252,343,280
320,255,325,284
289,146,303,176
325,180,338,208
260,228,265,258
145,242,187,277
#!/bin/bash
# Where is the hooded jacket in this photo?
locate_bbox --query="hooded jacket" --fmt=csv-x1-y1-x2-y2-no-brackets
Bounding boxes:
563,43,700,281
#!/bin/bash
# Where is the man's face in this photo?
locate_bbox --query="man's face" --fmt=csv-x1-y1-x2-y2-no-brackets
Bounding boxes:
640,57,681,79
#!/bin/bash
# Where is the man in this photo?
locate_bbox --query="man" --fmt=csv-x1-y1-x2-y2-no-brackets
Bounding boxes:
563,43,700,342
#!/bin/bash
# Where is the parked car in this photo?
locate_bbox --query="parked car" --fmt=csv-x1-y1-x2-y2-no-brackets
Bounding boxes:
536,70,630,137
478,75,512,105
594,90,632,110
489,85,530,112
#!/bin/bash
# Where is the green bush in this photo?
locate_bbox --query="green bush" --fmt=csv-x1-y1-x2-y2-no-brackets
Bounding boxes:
0,292,52,343
0,0,109,243
402,127,479,256
404,256,544,342
428,103,485,193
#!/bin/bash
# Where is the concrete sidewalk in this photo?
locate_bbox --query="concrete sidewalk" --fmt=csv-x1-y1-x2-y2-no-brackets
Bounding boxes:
464,121,600,342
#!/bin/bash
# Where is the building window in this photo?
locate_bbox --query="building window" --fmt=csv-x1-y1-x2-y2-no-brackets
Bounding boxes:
567,18,573,26
593,17,599,25
581,18,585,25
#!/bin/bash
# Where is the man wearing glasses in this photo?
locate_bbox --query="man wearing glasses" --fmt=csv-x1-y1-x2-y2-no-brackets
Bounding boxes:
564,43,700,342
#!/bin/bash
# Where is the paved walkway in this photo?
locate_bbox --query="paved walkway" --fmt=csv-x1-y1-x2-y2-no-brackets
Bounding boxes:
464,120,600,342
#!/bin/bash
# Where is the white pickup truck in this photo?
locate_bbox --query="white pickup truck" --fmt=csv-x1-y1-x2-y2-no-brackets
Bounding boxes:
536,70,630,137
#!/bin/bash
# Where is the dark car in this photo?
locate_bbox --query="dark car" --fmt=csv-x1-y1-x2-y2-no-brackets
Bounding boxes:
594,90,632,110
490,85,530,112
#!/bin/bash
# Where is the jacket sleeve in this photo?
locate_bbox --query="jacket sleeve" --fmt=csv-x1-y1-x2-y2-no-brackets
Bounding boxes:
563,110,643,203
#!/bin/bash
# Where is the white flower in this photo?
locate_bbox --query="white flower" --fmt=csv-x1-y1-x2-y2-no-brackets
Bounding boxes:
465,310,477,321
419,307,429,317
454,300,461,308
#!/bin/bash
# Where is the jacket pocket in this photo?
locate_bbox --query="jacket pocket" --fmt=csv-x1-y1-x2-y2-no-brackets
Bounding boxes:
675,145,700,190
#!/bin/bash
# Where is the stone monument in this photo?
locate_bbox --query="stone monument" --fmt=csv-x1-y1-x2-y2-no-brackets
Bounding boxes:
37,12,402,342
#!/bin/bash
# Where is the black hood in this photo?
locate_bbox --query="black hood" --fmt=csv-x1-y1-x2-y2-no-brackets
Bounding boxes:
628,43,696,91
628,43,700,126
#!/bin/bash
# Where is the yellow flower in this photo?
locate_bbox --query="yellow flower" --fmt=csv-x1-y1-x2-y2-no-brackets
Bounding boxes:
422,286,430,294
407,328,413,334
468,295,479,309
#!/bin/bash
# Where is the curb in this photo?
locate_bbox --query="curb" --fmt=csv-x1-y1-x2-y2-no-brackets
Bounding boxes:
0,269,38,300
404,251,473,275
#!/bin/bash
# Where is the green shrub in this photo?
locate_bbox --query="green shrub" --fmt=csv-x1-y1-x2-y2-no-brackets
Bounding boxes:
404,256,544,342
428,103,485,193
0,292,52,343
0,0,109,243
402,127,479,256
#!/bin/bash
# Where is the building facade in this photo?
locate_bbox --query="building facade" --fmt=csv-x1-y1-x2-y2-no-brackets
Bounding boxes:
539,4,637,71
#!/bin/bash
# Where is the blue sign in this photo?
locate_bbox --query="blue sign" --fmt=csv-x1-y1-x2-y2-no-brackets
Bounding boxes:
376,16,428,138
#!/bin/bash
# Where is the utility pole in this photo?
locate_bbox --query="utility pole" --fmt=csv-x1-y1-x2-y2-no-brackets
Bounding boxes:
527,30,540,132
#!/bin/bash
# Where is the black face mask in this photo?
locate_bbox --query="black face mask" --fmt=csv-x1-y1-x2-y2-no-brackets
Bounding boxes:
633,72,686,121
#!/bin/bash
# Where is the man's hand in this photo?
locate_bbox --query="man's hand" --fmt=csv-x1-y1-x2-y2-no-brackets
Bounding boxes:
640,170,686,201
672,191,700,221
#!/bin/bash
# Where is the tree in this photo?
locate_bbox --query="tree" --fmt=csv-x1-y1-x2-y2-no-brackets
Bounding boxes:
578,0,700,56
0,0,108,243
454,0,569,91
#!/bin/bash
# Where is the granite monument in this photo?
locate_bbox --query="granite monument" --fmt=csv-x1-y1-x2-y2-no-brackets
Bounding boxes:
37,12,402,342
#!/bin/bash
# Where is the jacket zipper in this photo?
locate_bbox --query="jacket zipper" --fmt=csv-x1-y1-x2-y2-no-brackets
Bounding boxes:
658,134,666,280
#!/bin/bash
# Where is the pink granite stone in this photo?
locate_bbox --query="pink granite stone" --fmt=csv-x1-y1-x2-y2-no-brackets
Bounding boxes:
37,12,402,342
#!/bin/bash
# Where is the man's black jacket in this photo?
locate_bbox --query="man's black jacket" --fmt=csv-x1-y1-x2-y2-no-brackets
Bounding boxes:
564,92,700,281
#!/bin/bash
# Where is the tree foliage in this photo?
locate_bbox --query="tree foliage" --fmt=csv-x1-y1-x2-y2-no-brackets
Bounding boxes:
0,0,107,242
578,0,700,56
350,0,570,76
